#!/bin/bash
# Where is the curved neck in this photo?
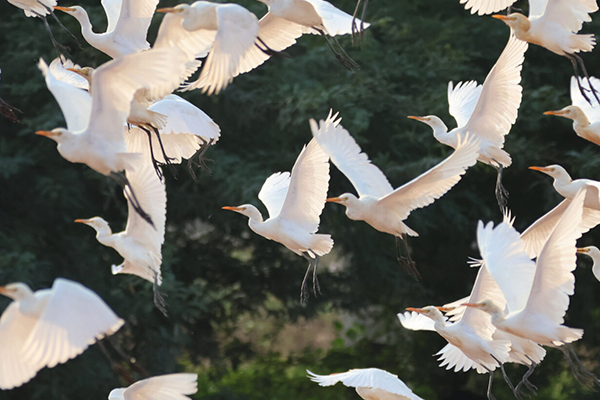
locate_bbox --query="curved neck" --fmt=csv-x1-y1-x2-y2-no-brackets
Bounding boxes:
73,11,100,46
573,110,591,128
93,223,115,246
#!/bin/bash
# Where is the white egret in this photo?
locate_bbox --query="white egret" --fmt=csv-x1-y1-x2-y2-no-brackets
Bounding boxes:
544,76,600,146
0,68,22,122
464,190,600,388
108,373,198,400
254,0,369,70
222,134,332,304
492,0,600,103
156,1,280,95
318,112,480,278
576,246,600,281
408,34,528,209
307,368,424,400
75,163,167,315
36,46,191,226
54,0,160,59
0,278,124,390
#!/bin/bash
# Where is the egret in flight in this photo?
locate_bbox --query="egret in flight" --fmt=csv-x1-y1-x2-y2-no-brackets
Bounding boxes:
544,76,600,146
0,278,124,389
75,164,168,316
223,133,332,304
36,46,191,226
54,0,160,59
318,112,480,278
464,190,600,388
576,246,600,282
409,34,528,209
307,368,424,400
493,0,600,103
156,1,279,95
254,0,369,71
108,373,198,400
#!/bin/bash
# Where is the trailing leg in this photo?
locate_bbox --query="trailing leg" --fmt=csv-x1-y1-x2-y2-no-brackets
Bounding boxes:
395,235,420,279
187,137,215,180
153,270,168,317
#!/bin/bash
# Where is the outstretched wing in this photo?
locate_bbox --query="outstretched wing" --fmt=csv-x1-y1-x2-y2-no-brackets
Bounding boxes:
448,80,482,129
124,164,166,255
21,279,124,369
307,368,420,399
537,0,598,33
111,0,160,51
38,58,91,133
311,112,393,198
522,189,586,325
462,34,528,146
571,76,600,124
459,0,517,15
398,311,439,331
300,0,369,35
377,134,480,221
277,137,330,232
122,373,198,400
258,172,291,219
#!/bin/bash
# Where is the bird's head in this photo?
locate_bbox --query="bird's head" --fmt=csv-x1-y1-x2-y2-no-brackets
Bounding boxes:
0,282,33,301
326,193,358,207
222,204,262,220
544,106,585,122
407,115,447,134
577,246,600,259
405,306,443,320
528,164,570,180
54,5,86,18
462,299,500,314
35,128,71,144
75,217,110,232
492,13,529,31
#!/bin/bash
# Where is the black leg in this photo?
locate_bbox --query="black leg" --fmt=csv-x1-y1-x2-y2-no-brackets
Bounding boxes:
483,366,497,400
300,252,314,304
492,160,509,212
567,54,593,104
110,171,155,228
153,271,168,317
0,97,22,122
44,7,83,48
311,254,321,297
351,0,368,45
395,235,420,279
573,53,600,104
34,14,70,58
515,357,537,398
491,354,521,400
316,28,360,72
150,125,178,179
558,344,600,388
187,137,215,180
141,126,164,182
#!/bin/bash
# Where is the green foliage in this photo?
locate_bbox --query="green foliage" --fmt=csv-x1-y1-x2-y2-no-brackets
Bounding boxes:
2,0,600,399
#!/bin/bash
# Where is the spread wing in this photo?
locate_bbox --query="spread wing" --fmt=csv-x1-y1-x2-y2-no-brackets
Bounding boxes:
397,311,439,331
377,134,480,221
522,189,586,325
154,13,216,60
38,58,91,133
311,112,393,198
111,0,160,51
258,172,291,219
521,199,600,258
101,0,122,34
462,34,528,146
435,343,482,373
478,220,536,314
186,4,260,95
307,368,420,400
448,80,482,129
124,164,166,255
459,0,517,15
278,137,330,232
571,76,600,124
21,279,124,370
300,0,369,35
537,0,598,33
122,373,198,400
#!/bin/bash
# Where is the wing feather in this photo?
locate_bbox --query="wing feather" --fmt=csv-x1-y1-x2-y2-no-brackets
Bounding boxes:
300,0,369,35
21,279,124,369
397,311,438,331
459,0,517,15
111,0,160,50
539,0,598,33
448,80,482,128
258,172,291,219
122,373,198,400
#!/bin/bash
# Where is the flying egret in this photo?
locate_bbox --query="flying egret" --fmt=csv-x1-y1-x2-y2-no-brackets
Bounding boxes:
254,0,369,71
464,190,600,388
0,68,22,122
492,0,600,103
576,246,600,281
307,368,424,400
75,163,167,316
318,112,480,278
222,134,332,304
156,1,280,95
54,0,160,59
0,278,124,390
544,76,600,146
408,34,528,209
36,46,191,227
108,373,198,400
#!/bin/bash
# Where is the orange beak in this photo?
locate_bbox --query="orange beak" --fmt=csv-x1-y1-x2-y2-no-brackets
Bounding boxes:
461,303,482,308
326,197,344,203
54,6,76,12
577,247,590,254
492,14,509,21
436,306,455,312
74,219,90,224
528,166,550,172
222,206,242,211
35,130,56,137
405,307,425,314
156,7,183,13
543,110,564,116
407,116,427,122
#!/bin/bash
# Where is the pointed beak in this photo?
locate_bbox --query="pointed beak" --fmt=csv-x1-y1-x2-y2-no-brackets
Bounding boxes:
326,197,344,203
54,6,76,12
407,116,426,122
156,7,183,13
222,206,243,211
436,306,455,312
35,130,56,137
406,307,425,314
543,110,565,116
74,219,91,224
528,166,551,173
492,14,509,21
461,303,482,308
0,286,7,295
577,247,591,254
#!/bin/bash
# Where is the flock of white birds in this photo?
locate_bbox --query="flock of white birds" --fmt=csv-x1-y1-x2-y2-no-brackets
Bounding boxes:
3,0,600,398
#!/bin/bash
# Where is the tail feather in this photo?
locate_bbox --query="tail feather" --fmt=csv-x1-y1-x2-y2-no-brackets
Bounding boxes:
310,234,333,256
555,326,584,345
573,34,595,53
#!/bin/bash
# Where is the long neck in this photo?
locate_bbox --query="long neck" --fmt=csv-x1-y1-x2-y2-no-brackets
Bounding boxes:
94,223,115,247
73,10,101,48
553,173,573,191
487,304,506,326
573,109,591,128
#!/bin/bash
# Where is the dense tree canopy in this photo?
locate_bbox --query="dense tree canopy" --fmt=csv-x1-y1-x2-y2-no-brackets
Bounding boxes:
1,0,600,399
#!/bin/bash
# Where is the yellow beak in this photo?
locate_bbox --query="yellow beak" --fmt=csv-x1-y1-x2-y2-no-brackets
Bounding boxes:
407,116,427,122
326,197,344,203
35,130,56,137
54,6,76,12
492,14,509,21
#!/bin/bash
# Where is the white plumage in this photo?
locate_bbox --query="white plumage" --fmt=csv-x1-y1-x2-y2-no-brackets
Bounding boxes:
108,373,198,400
